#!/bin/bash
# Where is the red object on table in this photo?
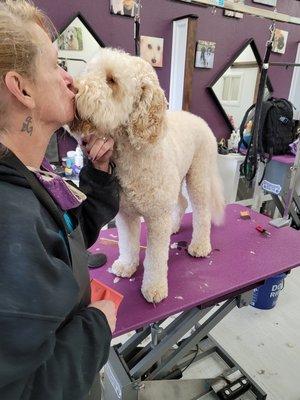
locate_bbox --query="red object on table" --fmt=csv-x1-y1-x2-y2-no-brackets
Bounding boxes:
256,225,271,236
90,278,124,311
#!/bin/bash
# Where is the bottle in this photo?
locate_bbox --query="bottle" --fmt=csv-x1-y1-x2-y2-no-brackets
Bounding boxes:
66,150,76,166
233,129,240,150
228,130,240,152
64,157,73,177
74,145,84,169
227,130,236,150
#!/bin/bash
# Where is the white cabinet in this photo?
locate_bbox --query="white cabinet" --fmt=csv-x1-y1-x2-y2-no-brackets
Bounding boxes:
217,153,245,204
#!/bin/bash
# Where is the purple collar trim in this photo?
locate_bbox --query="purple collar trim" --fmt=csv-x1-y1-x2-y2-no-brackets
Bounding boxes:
28,158,86,211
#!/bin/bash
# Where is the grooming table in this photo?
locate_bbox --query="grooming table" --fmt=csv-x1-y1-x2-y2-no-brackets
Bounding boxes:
89,204,300,400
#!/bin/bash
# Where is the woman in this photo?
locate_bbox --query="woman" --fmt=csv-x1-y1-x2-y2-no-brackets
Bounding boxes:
0,1,119,399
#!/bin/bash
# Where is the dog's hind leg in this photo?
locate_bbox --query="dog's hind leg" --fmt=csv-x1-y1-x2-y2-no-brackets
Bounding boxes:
171,187,188,234
141,214,173,303
111,211,141,277
186,152,212,258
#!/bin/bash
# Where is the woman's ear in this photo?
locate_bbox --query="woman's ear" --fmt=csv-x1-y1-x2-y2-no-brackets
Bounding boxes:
4,72,35,109
127,78,168,149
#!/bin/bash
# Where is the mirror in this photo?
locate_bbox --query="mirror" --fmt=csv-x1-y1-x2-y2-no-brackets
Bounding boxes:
208,39,273,131
53,13,105,78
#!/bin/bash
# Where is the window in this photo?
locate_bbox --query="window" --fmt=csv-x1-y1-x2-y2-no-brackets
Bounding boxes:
222,75,242,102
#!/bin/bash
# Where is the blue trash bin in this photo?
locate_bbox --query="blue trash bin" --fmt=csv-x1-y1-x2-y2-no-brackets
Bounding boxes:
251,273,286,310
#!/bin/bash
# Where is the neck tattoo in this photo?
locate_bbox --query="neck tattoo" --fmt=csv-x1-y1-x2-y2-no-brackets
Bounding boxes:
21,116,33,136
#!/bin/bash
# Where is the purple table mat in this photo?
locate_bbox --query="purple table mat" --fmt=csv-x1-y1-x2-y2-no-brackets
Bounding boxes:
89,204,300,338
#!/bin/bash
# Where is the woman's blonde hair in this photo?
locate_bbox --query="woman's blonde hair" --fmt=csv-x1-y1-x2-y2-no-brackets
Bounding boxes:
0,0,56,130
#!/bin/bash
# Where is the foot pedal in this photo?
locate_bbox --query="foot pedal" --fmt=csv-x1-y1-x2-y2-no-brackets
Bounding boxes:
211,369,251,400
217,377,251,399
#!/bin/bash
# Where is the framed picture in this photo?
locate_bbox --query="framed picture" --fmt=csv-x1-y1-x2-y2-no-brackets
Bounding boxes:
252,0,277,6
57,26,83,51
54,13,105,77
272,29,289,54
110,0,138,18
195,41,216,69
140,36,164,68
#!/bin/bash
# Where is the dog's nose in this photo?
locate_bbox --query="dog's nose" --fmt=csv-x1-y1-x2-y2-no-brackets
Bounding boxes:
151,58,157,64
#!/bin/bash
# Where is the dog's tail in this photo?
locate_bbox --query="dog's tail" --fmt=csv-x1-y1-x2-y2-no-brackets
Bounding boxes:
210,155,225,226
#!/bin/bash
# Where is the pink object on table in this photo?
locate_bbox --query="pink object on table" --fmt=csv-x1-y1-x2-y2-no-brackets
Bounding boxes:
89,204,300,337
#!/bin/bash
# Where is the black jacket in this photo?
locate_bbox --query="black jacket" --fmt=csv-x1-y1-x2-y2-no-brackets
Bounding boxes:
0,161,119,399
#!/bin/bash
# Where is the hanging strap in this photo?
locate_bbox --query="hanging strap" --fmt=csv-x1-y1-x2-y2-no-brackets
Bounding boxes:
0,151,68,238
240,100,274,181
240,23,275,182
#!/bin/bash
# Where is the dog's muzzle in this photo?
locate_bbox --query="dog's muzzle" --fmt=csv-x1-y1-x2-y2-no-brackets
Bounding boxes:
69,109,96,137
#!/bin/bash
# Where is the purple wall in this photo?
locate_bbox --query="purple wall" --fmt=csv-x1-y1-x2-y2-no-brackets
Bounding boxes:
35,0,300,139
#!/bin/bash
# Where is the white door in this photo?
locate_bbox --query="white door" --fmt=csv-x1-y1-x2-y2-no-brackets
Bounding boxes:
169,18,188,111
289,42,300,120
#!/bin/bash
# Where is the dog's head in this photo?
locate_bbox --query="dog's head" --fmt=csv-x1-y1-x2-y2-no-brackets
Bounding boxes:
65,27,77,45
140,36,163,67
274,30,285,51
70,48,167,149
123,0,135,10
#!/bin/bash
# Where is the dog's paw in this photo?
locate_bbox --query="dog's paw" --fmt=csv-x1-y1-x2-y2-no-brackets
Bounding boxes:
188,241,212,258
141,280,168,303
111,259,137,278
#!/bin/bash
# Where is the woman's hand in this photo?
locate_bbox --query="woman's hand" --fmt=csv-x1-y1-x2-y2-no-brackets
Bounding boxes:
88,300,117,333
82,134,114,173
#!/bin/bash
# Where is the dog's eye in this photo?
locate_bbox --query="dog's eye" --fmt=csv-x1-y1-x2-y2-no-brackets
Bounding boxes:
148,44,152,50
157,46,161,51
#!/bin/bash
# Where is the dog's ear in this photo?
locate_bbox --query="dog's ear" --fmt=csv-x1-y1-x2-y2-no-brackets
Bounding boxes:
127,77,167,149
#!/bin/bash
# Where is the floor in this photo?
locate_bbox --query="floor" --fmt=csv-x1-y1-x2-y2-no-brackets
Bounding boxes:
207,267,300,400
179,267,300,399
111,267,300,400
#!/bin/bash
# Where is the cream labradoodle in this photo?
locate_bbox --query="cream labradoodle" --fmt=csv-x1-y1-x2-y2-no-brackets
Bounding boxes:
71,48,224,303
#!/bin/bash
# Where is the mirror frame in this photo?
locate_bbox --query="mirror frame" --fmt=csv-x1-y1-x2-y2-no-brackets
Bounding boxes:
207,38,274,131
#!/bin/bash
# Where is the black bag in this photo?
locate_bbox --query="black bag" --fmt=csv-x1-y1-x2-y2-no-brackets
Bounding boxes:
239,97,295,158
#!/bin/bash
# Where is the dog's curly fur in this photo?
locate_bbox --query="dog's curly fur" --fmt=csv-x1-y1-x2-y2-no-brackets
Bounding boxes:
71,48,225,303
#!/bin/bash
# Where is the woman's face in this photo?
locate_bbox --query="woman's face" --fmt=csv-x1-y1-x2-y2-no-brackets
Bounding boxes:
31,24,76,129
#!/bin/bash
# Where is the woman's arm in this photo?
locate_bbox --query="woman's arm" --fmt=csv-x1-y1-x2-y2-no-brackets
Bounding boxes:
78,161,120,248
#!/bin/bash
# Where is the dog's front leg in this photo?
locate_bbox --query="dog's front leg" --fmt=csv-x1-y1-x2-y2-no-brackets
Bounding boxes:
111,211,141,278
141,215,172,303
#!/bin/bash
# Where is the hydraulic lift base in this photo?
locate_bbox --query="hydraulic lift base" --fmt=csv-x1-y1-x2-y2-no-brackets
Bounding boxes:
102,295,267,400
